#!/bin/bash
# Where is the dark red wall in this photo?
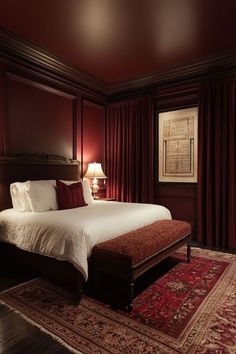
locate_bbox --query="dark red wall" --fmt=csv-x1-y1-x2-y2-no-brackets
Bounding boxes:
6,74,74,157
81,99,106,197
0,63,7,154
81,100,105,174
0,62,106,178
155,183,197,237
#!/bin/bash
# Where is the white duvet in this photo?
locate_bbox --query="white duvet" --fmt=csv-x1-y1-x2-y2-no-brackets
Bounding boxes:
0,201,171,280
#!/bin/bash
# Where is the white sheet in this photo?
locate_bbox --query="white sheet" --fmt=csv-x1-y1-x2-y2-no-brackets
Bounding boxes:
0,201,171,280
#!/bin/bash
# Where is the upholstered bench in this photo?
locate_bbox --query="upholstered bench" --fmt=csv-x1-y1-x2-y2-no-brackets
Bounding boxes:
91,220,191,310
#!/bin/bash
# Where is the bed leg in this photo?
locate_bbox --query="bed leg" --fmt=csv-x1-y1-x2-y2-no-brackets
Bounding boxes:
187,242,191,263
72,272,84,305
72,291,82,305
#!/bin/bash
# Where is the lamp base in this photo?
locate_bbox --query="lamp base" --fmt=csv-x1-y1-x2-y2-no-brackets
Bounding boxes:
91,178,99,198
93,195,100,200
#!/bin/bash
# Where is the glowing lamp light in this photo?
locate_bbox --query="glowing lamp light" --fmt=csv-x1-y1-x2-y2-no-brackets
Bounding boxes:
83,162,106,198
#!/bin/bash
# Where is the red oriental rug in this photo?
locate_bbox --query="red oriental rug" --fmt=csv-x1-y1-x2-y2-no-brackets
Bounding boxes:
0,247,235,354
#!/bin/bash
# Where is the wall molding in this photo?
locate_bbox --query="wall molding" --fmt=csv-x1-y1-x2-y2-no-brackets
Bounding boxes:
5,72,77,158
109,53,236,99
0,27,108,98
0,27,236,99
6,72,77,100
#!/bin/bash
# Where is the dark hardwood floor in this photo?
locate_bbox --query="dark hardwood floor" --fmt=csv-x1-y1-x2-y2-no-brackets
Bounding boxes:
0,268,72,354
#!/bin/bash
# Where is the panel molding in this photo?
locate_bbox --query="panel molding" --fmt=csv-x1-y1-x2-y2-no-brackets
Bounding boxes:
6,72,77,100
5,72,78,159
81,98,105,175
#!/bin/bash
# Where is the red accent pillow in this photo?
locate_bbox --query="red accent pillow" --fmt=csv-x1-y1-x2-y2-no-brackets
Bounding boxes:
56,180,87,210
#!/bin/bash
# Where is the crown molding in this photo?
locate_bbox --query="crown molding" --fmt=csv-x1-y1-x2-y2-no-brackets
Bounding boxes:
0,27,236,100
0,27,108,98
108,52,236,99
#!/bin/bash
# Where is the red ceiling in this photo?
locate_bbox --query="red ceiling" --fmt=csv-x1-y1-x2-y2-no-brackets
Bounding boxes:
0,0,235,84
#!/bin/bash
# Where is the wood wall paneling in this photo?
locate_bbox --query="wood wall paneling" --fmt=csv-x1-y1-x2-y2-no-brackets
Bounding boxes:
156,183,197,224
0,30,106,174
0,59,106,183
81,99,106,196
5,73,77,159
0,62,7,154
82,99,105,174
155,184,198,240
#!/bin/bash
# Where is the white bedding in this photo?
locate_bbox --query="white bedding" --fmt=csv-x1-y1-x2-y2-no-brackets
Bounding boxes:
0,201,171,280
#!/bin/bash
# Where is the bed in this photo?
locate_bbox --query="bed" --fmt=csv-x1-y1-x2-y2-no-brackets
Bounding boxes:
0,201,171,280
0,154,172,302
0,154,85,297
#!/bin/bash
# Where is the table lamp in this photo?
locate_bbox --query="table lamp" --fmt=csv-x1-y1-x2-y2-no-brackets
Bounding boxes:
83,162,107,198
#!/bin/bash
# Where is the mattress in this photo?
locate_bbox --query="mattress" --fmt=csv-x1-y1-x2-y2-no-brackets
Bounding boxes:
0,201,171,279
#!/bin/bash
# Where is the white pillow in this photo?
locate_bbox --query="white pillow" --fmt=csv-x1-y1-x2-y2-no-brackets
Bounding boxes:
10,182,31,211
27,180,58,212
10,180,58,212
10,179,93,212
82,180,94,204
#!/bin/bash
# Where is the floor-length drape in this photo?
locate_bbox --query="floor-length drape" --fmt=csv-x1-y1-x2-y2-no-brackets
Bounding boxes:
198,77,236,250
105,96,153,203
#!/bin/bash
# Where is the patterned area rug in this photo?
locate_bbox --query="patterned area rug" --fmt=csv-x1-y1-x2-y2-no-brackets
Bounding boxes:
0,248,235,354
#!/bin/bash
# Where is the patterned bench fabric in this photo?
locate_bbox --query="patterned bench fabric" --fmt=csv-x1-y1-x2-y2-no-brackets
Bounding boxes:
92,220,191,266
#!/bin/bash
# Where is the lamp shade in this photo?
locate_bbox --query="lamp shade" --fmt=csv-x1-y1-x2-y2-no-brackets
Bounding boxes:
84,162,107,179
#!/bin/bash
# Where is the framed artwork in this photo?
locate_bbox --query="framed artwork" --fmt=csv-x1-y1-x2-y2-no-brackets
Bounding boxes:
158,107,198,182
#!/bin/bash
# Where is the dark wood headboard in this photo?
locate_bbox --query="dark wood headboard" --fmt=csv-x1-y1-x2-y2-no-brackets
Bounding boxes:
0,154,80,211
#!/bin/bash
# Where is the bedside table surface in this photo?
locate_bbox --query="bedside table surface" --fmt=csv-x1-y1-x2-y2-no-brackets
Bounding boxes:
96,197,116,201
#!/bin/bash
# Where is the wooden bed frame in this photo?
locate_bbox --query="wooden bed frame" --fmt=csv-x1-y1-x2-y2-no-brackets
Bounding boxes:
0,154,85,300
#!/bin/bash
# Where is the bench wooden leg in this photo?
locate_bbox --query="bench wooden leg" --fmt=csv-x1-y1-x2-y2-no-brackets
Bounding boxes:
187,242,191,263
111,282,134,312
125,282,134,312
125,303,133,312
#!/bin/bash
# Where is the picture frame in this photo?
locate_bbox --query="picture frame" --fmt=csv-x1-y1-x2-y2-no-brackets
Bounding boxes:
158,107,198,183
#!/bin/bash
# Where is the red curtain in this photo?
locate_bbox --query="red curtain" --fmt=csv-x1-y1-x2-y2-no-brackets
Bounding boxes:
198,77,236,250
105,96,154,203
